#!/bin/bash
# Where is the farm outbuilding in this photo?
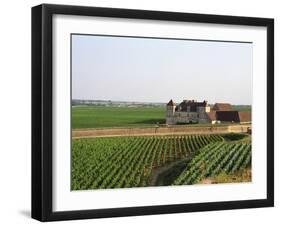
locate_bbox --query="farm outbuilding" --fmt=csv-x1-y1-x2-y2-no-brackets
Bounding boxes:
216,111,240,122
212,103,232,111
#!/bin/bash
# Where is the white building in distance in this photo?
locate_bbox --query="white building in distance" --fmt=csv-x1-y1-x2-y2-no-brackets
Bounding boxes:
166,99,251,125
166,99,211,124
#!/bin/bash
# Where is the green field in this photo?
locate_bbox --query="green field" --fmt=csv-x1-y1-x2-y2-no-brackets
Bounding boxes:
71,134,251,190
232,105,252,112
72,106,165,129
72,105,251,129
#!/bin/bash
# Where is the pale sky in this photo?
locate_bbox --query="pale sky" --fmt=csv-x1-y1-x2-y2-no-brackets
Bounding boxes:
72,34,252,105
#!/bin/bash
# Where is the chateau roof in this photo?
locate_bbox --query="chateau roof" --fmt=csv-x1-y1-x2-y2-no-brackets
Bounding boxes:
213,103,232,111
176,100,207,112
167,99,176,106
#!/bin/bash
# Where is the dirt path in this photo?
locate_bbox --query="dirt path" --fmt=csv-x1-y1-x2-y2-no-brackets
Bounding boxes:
72,124,251,139
149,158,190,186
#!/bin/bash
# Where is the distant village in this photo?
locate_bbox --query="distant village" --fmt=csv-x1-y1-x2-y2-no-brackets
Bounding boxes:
72,99,164,108
166,99,251,125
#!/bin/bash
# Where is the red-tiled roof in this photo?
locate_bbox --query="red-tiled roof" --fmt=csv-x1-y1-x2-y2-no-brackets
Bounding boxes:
238,112,251,122
167,99,176,106
213,103,232,111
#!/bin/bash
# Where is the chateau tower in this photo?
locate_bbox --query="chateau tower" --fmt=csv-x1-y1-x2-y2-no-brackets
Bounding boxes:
166,99,176,124
197,100,210,113
197,100,210,123
166,99,176,116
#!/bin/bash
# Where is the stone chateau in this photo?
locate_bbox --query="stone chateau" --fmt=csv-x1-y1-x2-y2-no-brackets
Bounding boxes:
166,99,251,125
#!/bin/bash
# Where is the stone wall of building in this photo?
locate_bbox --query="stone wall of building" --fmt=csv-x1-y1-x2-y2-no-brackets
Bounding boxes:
167,107,211,124
166,117,175,125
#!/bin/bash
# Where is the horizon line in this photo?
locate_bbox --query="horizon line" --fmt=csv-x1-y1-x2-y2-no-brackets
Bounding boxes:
72,99,252,106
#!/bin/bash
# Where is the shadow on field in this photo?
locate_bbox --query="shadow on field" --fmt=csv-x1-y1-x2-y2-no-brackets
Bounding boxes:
133,119,166,125
150,158,190,186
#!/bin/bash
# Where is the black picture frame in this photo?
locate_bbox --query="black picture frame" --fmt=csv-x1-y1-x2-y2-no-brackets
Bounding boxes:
32,3,274,222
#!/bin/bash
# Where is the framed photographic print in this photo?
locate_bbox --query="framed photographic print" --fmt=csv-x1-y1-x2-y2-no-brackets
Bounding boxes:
32,4,274,221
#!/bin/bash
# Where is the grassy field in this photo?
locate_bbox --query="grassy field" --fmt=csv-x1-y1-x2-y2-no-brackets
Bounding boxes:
72,106,165,129
72,105,251,129
232,105,252,112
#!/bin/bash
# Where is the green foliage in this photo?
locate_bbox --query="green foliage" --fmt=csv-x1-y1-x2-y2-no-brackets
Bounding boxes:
71,134,223,190
72,106,165,128
173,142,251,185
222,133,247,141
232,105,252,112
